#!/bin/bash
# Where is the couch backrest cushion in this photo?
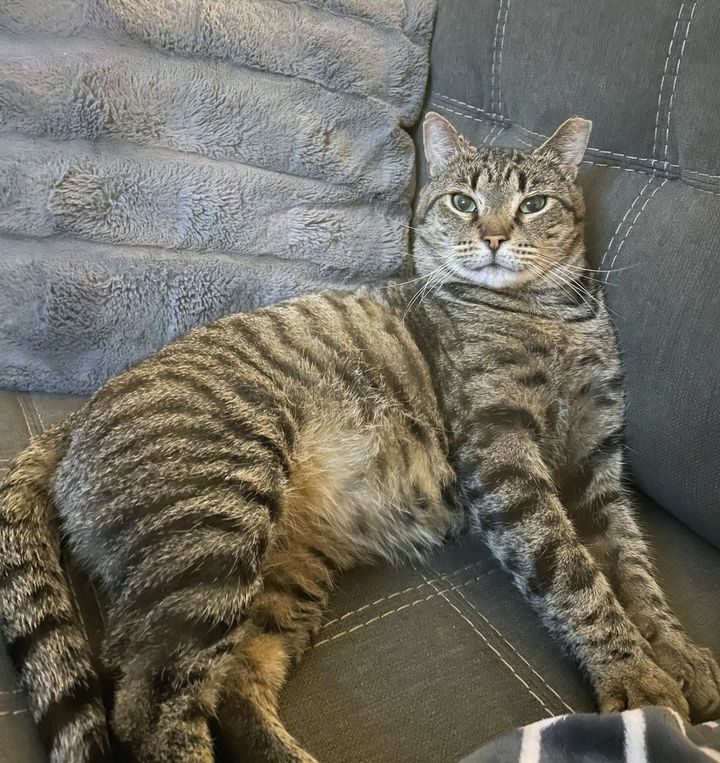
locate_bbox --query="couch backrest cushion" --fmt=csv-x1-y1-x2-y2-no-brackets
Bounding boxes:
418,0,720,547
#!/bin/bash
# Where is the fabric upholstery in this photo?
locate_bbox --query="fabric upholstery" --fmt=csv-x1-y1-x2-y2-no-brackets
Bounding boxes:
419,0,720,548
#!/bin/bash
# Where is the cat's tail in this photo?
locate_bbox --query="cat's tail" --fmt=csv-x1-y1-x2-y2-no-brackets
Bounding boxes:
0,419,110,762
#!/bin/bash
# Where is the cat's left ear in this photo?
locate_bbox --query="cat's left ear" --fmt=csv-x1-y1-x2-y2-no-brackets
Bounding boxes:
535,118,592,179
423,112,465,176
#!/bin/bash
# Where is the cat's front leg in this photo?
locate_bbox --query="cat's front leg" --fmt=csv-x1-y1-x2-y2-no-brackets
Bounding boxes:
562,423,720,722
453,422,688,718
586,492,720,722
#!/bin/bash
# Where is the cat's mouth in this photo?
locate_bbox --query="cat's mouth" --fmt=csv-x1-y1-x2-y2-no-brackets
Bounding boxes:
461,246,521,273
474,262,516,274
448,258,528,290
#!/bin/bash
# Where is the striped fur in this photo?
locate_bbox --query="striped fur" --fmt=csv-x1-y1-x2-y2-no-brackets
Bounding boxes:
0,422,109,761
1,115,719,761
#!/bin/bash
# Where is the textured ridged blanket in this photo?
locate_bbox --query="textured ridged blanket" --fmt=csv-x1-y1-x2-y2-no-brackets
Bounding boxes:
0,0,436,393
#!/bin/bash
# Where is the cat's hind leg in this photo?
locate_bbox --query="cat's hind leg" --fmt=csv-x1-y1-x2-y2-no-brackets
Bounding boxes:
109,540,329,763
214,540,332,763
103,481,279,760
215,628,319,763
112,631,242,762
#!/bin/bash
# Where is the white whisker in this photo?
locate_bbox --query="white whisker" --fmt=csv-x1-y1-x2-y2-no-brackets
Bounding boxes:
402,263,450,319
528,253,624,317
393,221,425,234
403,261,456,319
526,263,585,309
379,272,436,290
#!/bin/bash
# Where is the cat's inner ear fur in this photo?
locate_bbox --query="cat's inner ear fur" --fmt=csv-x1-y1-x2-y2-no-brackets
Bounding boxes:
423,112,465,176
535,117,592,179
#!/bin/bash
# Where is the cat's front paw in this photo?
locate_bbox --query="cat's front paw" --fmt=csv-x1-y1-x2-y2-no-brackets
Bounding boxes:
651,633,720,722
596,656,689,719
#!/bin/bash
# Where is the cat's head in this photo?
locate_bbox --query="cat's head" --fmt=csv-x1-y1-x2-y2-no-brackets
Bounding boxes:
414,113,592,291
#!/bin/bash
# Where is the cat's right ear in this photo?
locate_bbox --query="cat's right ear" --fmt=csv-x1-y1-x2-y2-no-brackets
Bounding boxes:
423,112,464,176
534,118,592,180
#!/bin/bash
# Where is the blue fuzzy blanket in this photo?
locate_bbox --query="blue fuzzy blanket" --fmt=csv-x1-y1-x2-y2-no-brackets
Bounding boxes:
0,0,435,393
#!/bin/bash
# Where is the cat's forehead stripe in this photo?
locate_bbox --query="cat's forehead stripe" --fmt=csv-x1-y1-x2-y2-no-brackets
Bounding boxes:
467,154,529,194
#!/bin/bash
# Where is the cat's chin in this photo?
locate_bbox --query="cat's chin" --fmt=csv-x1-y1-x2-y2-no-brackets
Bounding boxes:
448,262,527,291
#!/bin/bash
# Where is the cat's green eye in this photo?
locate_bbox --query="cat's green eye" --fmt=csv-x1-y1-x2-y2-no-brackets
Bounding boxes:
519,195,547,214
451,193,477,213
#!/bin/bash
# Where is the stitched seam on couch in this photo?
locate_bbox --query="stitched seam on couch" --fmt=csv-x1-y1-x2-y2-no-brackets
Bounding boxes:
426,567,576,715
417,564,575,717
0,687,28,718
428,94,720,190
0,686,27,716
312,570,499,649
599,177,657,275
490,0,511,117
15,396,42,440
660,3,698,167
651,0,688,167
412,567,557,717
320,557,492,630
602,179,670,282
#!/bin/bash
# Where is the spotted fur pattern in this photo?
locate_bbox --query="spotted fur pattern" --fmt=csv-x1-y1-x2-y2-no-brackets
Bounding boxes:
1,115,718,762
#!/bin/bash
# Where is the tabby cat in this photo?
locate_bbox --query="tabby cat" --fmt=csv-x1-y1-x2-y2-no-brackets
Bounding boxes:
1,114,719,763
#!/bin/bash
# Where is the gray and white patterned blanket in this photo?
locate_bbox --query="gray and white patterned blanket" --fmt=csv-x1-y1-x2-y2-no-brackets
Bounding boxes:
0,0,435,393
461,708,720,763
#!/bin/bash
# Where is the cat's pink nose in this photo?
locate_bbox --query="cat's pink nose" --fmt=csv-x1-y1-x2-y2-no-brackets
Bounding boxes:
484,235,507,251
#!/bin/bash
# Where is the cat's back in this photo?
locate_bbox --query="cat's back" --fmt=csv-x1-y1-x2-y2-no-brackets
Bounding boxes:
70,288,441,429
51,289,451,580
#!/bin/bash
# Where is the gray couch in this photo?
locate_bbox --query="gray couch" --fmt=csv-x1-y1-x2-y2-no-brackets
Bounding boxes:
2,1,720,761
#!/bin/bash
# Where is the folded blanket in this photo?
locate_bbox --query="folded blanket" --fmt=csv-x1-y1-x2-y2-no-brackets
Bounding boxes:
0,0,435,393
460,708,720,763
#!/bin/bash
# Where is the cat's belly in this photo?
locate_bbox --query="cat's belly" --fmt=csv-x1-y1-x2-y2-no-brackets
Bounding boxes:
282,417,458,568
